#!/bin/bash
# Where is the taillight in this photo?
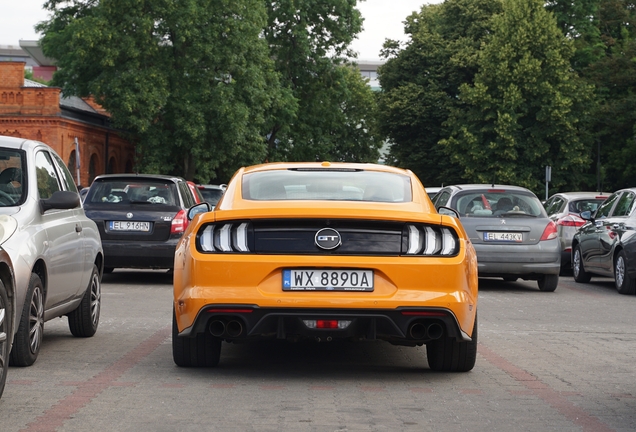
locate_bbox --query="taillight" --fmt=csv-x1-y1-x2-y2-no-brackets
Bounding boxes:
171,209,188,234
405,224,459,256
556,215,586,227
198,222,251,252
540,221,558,240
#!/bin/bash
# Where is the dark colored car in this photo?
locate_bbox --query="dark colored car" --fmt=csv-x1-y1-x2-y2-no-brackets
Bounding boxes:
572,188,636,294
83,174,198,271
544,192,609,270
433,184,561,291
196,184,226,207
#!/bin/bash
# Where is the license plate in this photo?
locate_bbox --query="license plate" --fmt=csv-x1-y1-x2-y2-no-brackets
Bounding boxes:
282,269,374,291
109,221,151,232
483,232,522,242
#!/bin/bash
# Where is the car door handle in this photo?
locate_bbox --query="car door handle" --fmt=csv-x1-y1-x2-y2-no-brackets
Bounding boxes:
75,224,82,233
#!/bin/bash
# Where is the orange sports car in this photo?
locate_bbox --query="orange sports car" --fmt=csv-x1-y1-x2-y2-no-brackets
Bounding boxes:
172,162,479,371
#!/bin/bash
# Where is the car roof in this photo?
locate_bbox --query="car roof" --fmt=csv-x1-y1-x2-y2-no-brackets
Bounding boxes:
0,135,56,152
242,161,413,176
442,184,534,193
92,173,185,183
551,192,610,199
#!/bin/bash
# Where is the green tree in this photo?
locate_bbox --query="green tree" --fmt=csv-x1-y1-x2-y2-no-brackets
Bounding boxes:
38,0,283,182
442,0,593,193
377,0,502,186
263,0,383,163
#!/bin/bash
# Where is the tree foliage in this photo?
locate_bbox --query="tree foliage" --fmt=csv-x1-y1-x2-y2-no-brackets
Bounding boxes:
37,0,382,182
377,0,502,187
263,0,382,163
442,0,593,192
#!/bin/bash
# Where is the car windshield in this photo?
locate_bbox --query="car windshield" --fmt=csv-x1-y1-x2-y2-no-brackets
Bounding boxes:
86,179,178,205
0,148,26,207
200,188,224,205
242,169,412,202
453,189,545,217
568,198,605,215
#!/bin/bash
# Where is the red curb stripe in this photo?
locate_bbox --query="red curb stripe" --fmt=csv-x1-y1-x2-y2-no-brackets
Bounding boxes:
479,343,614,432
20,326,171,432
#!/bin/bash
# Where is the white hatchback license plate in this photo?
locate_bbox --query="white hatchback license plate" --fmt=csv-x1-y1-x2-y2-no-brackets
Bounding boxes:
282,269,374,291
109,221,151,232
483,232,522,242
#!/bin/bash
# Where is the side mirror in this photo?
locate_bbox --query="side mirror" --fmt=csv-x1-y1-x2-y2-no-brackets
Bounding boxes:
438,206,460,218
40,190,80,213
187,202,211,221
580,210,592,221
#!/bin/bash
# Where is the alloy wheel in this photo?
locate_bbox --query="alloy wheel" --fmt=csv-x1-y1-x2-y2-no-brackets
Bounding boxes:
29,286,44,355
616,255,625,288
573,250,581,277
90,272,101,326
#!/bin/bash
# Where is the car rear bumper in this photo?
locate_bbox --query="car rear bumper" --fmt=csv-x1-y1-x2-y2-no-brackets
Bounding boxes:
102,238,180,269
473,240,561,277
176,305,472,344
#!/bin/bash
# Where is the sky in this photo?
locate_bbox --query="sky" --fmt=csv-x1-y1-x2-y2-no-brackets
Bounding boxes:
0,0,431,61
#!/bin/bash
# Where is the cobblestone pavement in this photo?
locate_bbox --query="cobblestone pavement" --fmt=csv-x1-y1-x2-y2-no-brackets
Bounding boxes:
1,270,635,432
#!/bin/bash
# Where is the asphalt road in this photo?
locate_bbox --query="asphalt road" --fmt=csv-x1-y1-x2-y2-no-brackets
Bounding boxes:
1,270,635,432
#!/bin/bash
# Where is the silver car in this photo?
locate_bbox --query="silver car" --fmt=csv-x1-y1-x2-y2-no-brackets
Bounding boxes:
0,135,104,376
433,184,561,291
544,192,608,271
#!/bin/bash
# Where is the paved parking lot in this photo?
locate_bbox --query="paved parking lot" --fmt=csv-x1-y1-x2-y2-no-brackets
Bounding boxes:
1,270,635,432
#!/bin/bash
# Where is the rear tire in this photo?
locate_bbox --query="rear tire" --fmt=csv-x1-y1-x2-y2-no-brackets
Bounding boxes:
538,274,559,292
614,250,636,295
572,245,592,283
10,273,44,367
426,314,477,372
172,311,221,367
68,265,101,337
0,279,11,398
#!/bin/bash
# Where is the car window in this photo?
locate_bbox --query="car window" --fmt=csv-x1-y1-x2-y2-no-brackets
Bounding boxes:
434,190,451,207
612,191,636,217
50,151,79,193
545,196,564,216
594,192,620,219
452,189,545,217
568,199,606,215
242,170,412,202
35,151,62,199
86,178,179,205
199,188,223,205
0,148,26,206
179,181,195,208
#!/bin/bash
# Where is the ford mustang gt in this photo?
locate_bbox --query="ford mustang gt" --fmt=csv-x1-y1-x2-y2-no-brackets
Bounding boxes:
173,162,478,372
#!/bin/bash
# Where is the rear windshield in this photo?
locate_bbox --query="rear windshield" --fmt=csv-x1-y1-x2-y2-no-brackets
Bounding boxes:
568,199,606,215
200,188,224,205
86,179,179,206
242,169,412,202
452,189,545,217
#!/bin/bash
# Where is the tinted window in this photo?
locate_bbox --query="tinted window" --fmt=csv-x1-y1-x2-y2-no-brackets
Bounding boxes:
612,192,636,217
242,170,412,202
0,148,26,206
179,181,195,208
200,188,224,205
87,178,179,206
595,193,619,219
452,189,545,217
434,190,451,207
545,197,564,216
567,198,606,215
35,151,62,199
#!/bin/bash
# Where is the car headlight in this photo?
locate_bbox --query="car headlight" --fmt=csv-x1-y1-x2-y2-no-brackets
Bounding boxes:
0,215,17,245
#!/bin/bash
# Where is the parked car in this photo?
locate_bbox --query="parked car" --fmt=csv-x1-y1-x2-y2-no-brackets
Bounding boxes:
0,136,103,373
196,184,226,207
571,188,636,294
83,174,198,272
544,192,608,270
433,184,561,291
0,247,15,399
425,187,442,200
173,162,479,372
187,181,205,204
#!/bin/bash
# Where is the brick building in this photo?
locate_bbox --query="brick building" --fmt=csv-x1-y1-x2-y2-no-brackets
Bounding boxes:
0,61,135,187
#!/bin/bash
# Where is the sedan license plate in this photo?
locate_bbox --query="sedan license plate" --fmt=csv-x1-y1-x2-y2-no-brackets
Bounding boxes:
109,221,151,232
483,232,522,242
282,269,374,291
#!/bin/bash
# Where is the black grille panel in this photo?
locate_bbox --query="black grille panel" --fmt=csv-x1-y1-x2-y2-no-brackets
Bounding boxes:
252,219,404,255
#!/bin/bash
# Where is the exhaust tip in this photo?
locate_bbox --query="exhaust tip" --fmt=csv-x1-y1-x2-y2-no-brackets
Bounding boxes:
209,320,226,337
409,322,427,339
427,323,443,340
226,320,243,338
